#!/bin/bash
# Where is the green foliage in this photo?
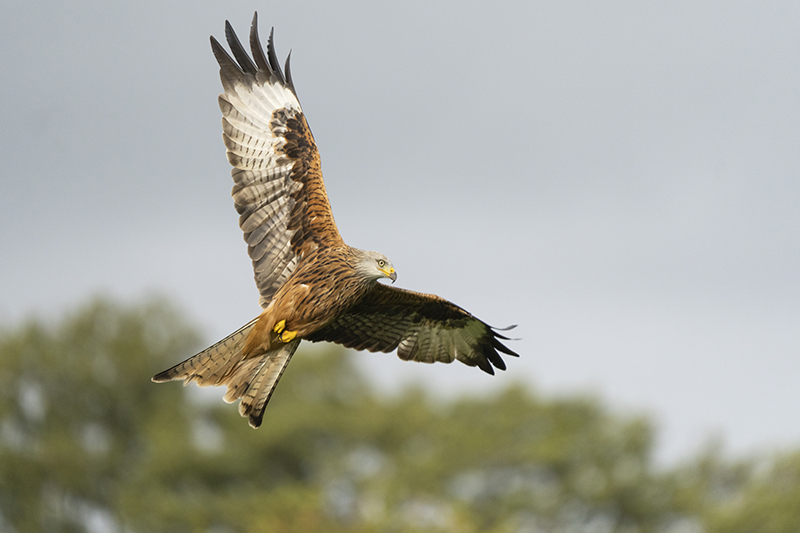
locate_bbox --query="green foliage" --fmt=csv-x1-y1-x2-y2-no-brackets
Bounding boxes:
671,447,800,533
0,297,798,532
0,297,200,531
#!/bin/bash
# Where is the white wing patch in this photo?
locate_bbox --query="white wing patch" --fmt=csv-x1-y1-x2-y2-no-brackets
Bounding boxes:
219,81,300,173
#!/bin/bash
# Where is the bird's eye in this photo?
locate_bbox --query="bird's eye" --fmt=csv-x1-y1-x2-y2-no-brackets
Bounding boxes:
377,259,386,267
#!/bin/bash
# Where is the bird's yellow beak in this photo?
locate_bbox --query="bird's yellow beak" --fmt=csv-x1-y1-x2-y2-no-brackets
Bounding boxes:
381,267,397,283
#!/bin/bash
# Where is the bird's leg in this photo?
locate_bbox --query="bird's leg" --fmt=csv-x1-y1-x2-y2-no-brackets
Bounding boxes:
273,319,297,343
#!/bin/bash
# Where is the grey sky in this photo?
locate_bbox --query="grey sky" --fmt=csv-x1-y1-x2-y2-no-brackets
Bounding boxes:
1,0,798,463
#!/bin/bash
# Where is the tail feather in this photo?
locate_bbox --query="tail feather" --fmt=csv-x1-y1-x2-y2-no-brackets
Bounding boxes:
152,318,258,386
152,318,299,428
222,357,264,403
235,339,300,427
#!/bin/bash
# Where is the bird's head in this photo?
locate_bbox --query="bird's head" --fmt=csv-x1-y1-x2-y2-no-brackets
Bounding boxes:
356,249,397,283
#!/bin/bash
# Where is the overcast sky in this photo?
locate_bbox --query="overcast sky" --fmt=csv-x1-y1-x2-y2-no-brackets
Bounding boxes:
1,0,799,464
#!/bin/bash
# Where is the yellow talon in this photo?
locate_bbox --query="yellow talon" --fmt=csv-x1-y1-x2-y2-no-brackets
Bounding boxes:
280,330,297,342
272,319,296,342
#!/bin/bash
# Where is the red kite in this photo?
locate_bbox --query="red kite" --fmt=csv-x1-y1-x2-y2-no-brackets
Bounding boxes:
153,14,517,427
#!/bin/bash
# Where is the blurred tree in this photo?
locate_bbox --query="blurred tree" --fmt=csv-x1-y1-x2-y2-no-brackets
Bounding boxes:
0,296,200,531
672,446,800,533
0,297,798,532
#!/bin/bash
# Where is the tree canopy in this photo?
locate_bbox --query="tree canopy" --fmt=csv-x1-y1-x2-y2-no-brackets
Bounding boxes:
0,297,797,532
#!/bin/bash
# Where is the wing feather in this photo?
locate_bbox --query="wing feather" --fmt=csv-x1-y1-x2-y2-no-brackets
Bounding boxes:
212,13,342,308
224,20,257,74
306,284,518,374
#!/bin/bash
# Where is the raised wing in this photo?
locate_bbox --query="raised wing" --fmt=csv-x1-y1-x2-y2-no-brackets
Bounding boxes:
305,284,518,374
212,13,343,308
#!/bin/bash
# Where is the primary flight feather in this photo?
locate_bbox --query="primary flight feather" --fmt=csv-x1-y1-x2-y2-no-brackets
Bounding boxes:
153,13,518,428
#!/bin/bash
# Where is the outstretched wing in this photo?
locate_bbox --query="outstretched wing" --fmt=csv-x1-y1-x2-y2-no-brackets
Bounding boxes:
212,13,343,308
305,284,518,374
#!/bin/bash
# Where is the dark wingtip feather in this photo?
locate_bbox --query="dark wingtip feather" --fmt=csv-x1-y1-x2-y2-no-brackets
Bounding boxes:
494,340,519,358
225,19,257,74
284,51,298,97
475,351,496,375
266,27,287,84
210,35,236,68
215,12,298,100
491,327,520,357
249,12,271,71
491,324,521,343
482,340,508,371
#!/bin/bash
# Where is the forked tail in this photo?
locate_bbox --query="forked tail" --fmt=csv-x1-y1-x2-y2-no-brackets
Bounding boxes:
152,318,300,427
